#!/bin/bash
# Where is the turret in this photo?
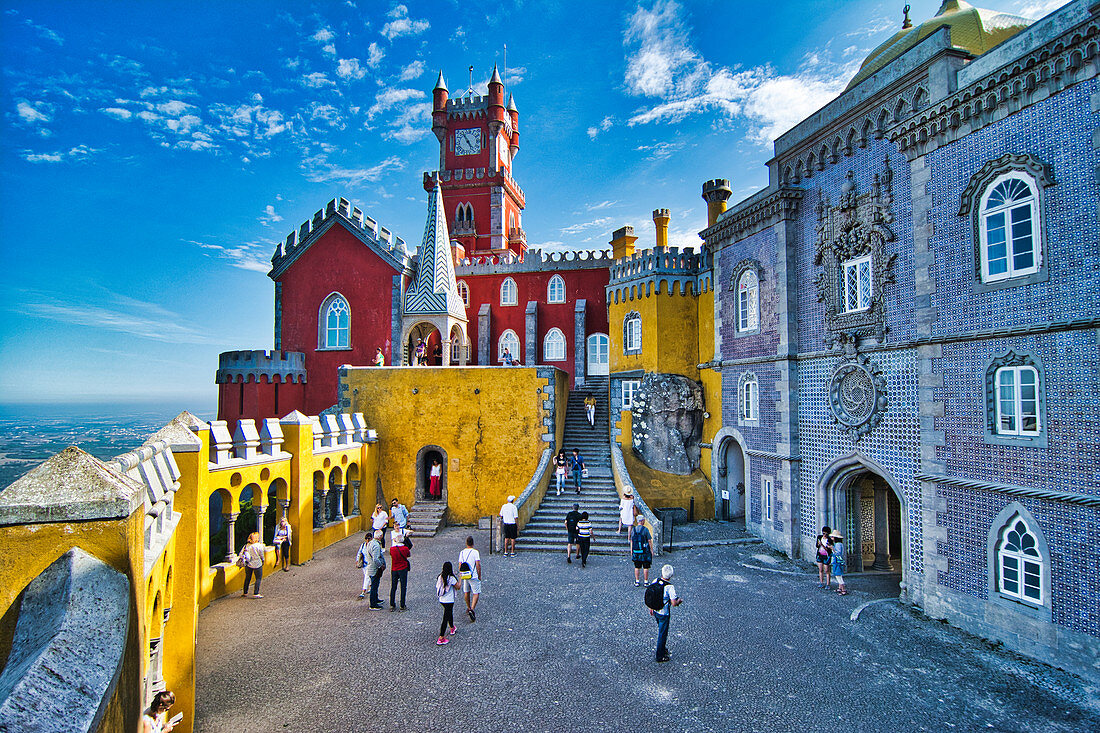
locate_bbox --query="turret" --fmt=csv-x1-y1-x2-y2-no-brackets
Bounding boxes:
432,71,449,143
507,94,520,160
652,209,670,249
610,225,638,261
701,179,732,227
487,64,506,125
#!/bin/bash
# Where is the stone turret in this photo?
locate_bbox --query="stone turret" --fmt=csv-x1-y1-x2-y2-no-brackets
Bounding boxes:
701,179,732,227
652,208,670,249
610,225,638,261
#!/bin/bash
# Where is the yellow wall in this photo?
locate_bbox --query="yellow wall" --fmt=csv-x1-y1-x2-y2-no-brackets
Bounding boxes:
342,366,561,524
0,511,145,733
609,288,700,379
697,286,720,482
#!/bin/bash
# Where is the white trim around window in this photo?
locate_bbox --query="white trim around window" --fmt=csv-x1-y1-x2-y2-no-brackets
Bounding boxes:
841,254,872,313
979,172,1041,283
318,292,350,350
457,280,470,307
500,277,518,306
543,328,566,361
547,274,565,304
498,329,520,362
621,379,641,409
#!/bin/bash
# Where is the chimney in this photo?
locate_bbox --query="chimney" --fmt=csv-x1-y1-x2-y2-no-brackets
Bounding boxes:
652,208,670,249
609,225,638,261
701,179,733,227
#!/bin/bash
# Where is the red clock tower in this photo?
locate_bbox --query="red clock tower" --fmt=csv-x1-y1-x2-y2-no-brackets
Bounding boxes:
424,65,526,262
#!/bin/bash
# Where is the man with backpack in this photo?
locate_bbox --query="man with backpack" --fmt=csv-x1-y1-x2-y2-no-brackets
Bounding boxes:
645,564,682,663
629,516,654,586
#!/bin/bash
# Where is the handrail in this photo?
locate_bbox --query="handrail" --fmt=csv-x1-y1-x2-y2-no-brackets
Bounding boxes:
610,441,663,556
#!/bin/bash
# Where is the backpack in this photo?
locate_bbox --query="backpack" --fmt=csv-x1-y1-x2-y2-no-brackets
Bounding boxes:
644,579,668,611
632,527,651,559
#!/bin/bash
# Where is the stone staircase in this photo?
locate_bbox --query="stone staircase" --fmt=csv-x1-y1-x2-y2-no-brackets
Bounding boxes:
407,501,447,538
521,377,629,555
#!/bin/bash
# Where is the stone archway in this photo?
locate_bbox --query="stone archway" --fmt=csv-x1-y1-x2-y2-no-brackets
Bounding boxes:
818,454,907,598
415,445,447,503
711,427,750,523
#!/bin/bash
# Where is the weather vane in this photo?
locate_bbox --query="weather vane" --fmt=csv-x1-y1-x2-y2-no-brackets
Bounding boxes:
902,4,912,29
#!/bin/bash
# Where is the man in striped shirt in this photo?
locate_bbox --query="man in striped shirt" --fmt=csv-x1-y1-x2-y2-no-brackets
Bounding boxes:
576,511,594,568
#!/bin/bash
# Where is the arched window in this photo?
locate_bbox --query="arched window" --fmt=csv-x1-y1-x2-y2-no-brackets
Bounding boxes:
319,293,350,349
980,173,1041,282
457,280,470,307
739,372,759,424
543,328,566,361
547,275,565,304
623,311,641,355
498,329,520,363
500,277,517,306
996,514,1044,604
737,270,759,332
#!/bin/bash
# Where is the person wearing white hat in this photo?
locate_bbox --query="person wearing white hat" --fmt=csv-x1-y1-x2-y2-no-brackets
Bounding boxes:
618,488,635,534
499,495,519,556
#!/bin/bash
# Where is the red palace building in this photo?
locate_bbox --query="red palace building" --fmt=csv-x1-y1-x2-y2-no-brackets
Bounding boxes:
217,65,612,424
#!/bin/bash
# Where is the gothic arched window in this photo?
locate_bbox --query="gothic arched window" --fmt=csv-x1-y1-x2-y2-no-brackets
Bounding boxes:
498,329,520,363
623,312,641,355
737,269,759,332
319,293,350,349
500,277,518,306
457,280,470,307
547,275,565,304
543,328,566,361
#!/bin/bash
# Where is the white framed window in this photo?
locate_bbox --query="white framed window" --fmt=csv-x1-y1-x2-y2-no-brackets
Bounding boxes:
621,380,640,409
841,254,872,313
498,329,520,363
739,372,759,424
543,328,566,361
457,280,470,307
318,293,350,349
737,270,759,332
995,365,1040,436
980,173,1040,282
624,313,642,354
996,515,1043,605
547,274,565,304
763,477,773,521
500,277,517,306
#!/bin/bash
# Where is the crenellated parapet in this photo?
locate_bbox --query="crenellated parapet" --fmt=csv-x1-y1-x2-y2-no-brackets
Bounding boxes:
216,350,307,384
606,245,714,304
269,196,413,280
424,167,525,207
454,247,615,275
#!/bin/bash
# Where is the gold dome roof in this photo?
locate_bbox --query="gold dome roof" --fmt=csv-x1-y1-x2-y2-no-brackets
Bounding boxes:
845,1,1033,90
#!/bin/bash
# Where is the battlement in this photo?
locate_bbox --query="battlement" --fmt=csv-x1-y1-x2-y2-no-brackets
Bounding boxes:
216,350,307,384
607,245,714,302
701,178,733,201
270,196,411,278
454,247,615,275
425,168,525,206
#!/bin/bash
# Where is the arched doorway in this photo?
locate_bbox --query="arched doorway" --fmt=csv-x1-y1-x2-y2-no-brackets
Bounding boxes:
416,445,447,503
722,440,746,522
449,324,468,366
407,322,441,366
712,429,749,524
818,455,905,593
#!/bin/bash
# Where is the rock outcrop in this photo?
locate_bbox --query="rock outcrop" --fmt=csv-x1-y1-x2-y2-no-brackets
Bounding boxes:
630,373,704,475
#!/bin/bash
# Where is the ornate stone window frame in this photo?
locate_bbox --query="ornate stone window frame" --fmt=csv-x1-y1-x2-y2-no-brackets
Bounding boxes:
737,371,759,427
813,162,898,349
984,350,1047,448
318,292,351,351
729,259,763,337
623,311,642,355
959,153,1054,294
986,502,1051,623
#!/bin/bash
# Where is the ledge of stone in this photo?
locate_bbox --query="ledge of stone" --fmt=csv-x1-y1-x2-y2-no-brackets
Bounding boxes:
0,447,145,526
144,411,204,452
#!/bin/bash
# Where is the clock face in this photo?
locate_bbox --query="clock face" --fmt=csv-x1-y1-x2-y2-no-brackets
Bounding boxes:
454,128,480,156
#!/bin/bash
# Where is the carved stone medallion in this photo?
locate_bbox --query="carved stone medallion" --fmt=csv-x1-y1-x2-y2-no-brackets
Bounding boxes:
828,350,887,440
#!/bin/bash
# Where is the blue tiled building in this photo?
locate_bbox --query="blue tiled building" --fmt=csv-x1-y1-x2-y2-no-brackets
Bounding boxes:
702,0,1100,680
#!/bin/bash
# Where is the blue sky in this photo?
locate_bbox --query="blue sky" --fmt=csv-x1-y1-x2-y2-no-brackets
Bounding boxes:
0,0,1065,406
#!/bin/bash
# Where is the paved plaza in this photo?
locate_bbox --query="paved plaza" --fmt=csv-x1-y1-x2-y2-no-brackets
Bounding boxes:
195,526,1100,732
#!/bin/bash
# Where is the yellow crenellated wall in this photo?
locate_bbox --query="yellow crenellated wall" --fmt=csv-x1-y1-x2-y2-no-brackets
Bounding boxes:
341,366,564,524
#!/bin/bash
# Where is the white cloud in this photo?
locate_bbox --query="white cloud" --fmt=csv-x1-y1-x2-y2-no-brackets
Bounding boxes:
585,200,618,212
560,217,614,236
16,100,50,124
19,291,217,344
310,103,345,128
1014,0,1070,19
157,99,194,116
302,72,336,88
337,58,367,79
587,116,614,140
23,152,62,163
382,5,429,40
384,102,430,144
367,43,385,68
367,87,424,119
504,66,526,85
399,60,424,81
322,43,337,58
312,27,335,43
21,145,97,163
259,204,283,226
622,1,853,144
302,154,405,185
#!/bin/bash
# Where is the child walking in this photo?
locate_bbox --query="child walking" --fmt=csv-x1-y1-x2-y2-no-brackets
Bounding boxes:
831,531,848,595
436,561,459,645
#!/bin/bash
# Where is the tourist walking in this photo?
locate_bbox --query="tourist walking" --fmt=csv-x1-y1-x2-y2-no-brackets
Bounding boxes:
618,489,635,534
816,526,833,588
570,449,586,494
436,561,459,645
629,516,654,586
357,530,386,608
272,517,292,572
374,347,385,366
576,511,593,567
371,504,389,546
458,536,482,621
554,450,567,495
646,564,682,663
238,531,266,599
142,689,180,733
584,394,596,426
831,531,848,595
389,530,411,611
499,495,519,556
564,502,581,563
429,459,443,499
390,497,409,535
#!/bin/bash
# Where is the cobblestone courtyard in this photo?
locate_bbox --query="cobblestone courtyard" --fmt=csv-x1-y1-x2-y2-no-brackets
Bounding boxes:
195,526,1099,732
